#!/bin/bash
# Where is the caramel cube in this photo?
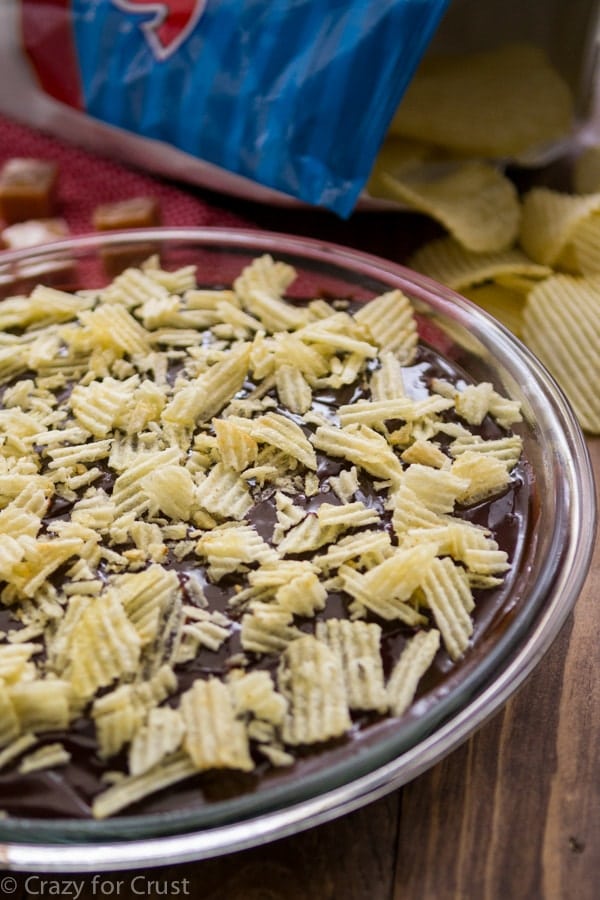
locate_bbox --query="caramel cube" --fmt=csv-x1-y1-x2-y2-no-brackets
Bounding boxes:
0,158,59,224
92,196,161,231
92,196,161,277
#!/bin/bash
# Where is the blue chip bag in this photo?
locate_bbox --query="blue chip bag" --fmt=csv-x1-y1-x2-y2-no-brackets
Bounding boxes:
15,0,450,215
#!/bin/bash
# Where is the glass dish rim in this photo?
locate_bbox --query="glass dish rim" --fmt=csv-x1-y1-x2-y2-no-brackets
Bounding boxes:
0,227,595,869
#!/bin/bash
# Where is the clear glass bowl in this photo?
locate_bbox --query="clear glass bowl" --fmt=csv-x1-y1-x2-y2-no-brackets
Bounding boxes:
0,228,595,871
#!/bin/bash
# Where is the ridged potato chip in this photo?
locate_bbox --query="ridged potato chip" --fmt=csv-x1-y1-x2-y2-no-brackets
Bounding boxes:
367,135,433,196
387,630,440,716
312,423,403,483
520,188,600,266
373,161,520,253
388,43,573,158
279,635,351,745
92,751,197,819
234,255,309,333
101,266,169,308
523,275,600,432
112,565,180,646
410,236,550,291
69,377,133,438
162,343,251,426
315,619,388,713
9,679,71,734
78,305,152,358
297,314,377,360
369,352,406,401
403,464,469,515
401,438,447,469
110,447,181,525
194,463,254,522
128,707,185,777
0,685,20,748
252,412,317,470
274,364,312,415
181,677,253,772
452,451,511,505
0,732,37,769
0,250,527,818
10,537,84,598
19,742,71,774
422,557,474,660
213,418,258,472
317,501,380,530
241,606,302,655
391,483,446,536
196,522,276,580
569,214,600,277
353,289,417,362
228,669,287,726
92,684,144,759
62,593,142,698
276,513,339,556
315,530,392,575
0,643,41,684
140,465,196,521
341,545,434,624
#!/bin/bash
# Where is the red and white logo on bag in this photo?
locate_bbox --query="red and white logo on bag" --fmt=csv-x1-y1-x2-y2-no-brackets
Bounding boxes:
112,1,206,59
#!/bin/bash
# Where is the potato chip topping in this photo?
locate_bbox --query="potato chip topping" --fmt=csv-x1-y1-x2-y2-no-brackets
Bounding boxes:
0,254,524,818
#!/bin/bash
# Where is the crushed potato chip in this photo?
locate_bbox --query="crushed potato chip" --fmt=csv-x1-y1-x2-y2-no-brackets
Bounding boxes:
422,558,474,660
353,290,418,362
180,678,253,772
0,253,525,819
18,742,71,774
279,636,352,745
387,630,441,716
92,752,197,819
315,619,388,712
128,707,186,777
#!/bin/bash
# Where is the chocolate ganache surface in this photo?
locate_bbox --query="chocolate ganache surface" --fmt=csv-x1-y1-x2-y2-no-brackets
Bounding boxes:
0,262,532,822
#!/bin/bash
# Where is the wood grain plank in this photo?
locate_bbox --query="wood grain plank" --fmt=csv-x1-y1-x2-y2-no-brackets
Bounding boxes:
393,621,570,900
541,439,600,900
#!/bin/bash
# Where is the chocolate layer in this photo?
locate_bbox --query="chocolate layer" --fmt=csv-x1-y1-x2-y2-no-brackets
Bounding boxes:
0,343,532,820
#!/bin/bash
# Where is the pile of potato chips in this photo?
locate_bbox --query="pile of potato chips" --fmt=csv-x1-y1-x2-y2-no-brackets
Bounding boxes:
368,43,600,434
0,252,527,818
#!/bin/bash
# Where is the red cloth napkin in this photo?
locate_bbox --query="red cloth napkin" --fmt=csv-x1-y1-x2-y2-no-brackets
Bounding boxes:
0,114,255,235
0,113,436,266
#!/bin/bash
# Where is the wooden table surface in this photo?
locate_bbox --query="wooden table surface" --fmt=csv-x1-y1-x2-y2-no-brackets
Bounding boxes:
4,205,599,900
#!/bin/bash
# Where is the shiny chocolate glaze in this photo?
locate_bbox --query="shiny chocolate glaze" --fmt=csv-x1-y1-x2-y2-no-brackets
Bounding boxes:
0,345,532,820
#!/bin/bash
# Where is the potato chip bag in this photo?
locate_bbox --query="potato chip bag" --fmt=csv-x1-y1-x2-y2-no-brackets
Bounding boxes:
2,0,451,216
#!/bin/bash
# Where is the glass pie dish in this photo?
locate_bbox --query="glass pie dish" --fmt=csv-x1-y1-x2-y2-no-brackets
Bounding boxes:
0,227,595,872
